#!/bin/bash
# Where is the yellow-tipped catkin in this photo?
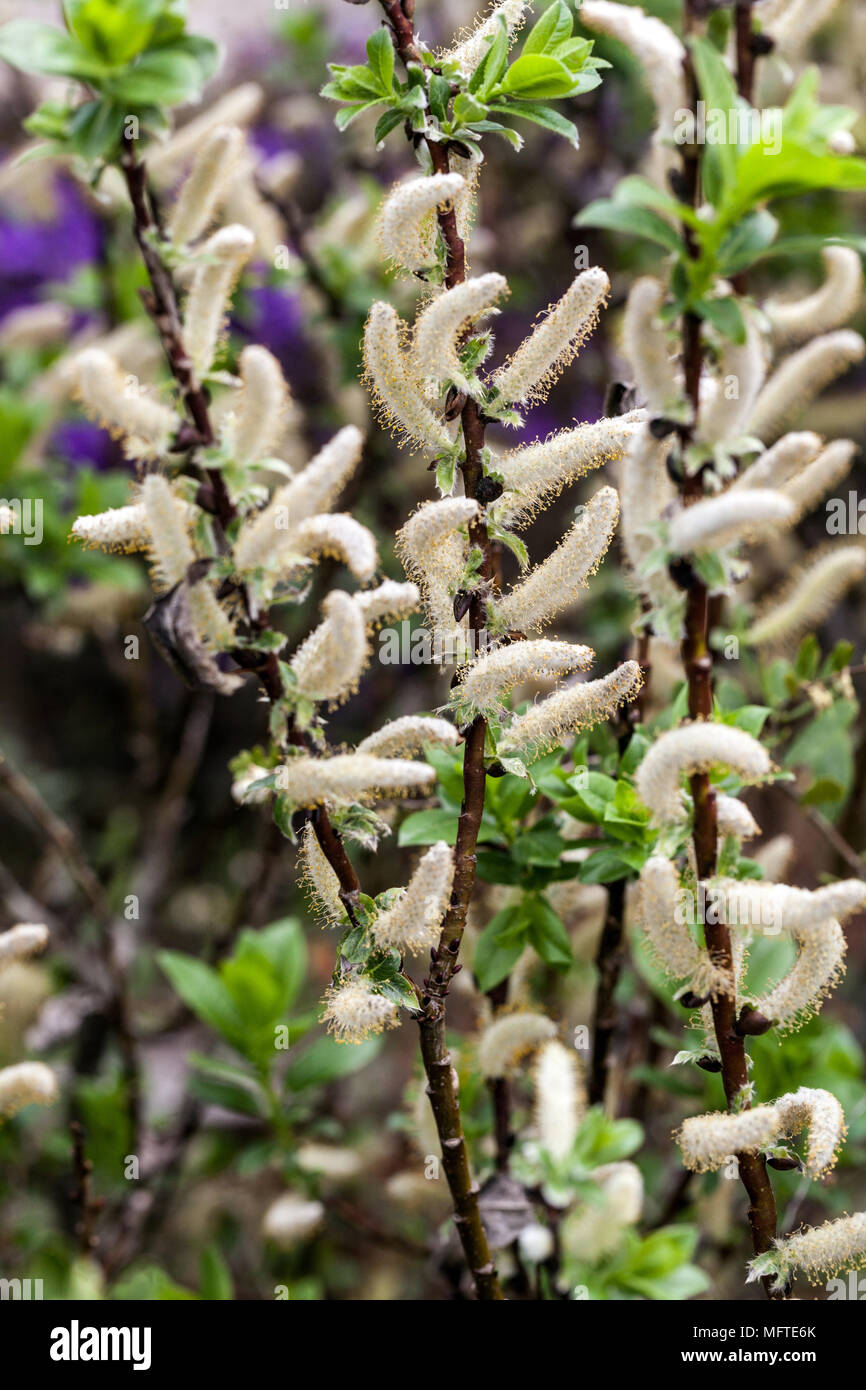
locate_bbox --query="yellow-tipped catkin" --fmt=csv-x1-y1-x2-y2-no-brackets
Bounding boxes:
478,1011,558,1078
299,823,345,927
0,1061,58,1116
716,794,760,842
321,974,400,1044
291,590,370,704
440,0,529,77
369,842,454,956
622,278,682,413
413,273,507,399
753,916,847,1033
774,1087,846,1178
747,547,866,651
491,267,610,406
677,1105,781,1172
635,722,772,826
493,486,620,632
637,855,733,997
71,503,153,553
755,1212,866,1288
141,474,235,648
0,923,49,968
717,877,866,932
356,716,459,759
667,489,794,555
278,754,436,808
499,660,643,757
70,347,179,458
224,345,290,466
379,173,467,274
748,331,866,443
363,301,453,451
397,497,477,643
534,1039,585,1162
765,247,863,346
491,413,643,528
354,580,419,627
166,125,245,246
183,224,255,377
454,639,595,717
289,514,378,582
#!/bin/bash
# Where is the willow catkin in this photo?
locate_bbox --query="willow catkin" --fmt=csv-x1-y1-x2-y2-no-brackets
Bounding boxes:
667,489,795,555
261,1193,325,1247
412,273,507,399
277,755,436,808
379,173,467,274
224,344,290,466
747,546,866,651
453,639,595,718
183,224,255,377
0,924,49,968
622,278,682,413
369,842,454,956
490,267,610,406
491,413,643,528
289,514,378,582
439,0,530,76
534,1039,585,1162
321,974,400,1044
290,591,370,704
363,301,453,451
696,310,766,446
477,1011,558,1078
0,1061,58,1116
579,1,686,141
747,331,866,443
765,247,863,347
298,823,345,927
499,660,644,757
637,855,733,998
753,1211,866,1287
69,347,179,458
730,431,822,492
166,125,245,246
634,722,773,825
782,439,858,521
752,917,847,1033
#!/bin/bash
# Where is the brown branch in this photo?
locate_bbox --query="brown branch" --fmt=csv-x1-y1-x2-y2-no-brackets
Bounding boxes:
69,1121,103,1257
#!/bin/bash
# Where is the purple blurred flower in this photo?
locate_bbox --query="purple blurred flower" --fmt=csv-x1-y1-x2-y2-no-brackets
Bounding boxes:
0,179,102,321
50,419,118,473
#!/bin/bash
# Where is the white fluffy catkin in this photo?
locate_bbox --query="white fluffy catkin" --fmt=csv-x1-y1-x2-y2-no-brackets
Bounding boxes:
499,660,644,757
70,347,179,458
183,224,255,376
380,173,467,274
71,503,153,553
440,0,529,76
356,716,458,759
166,125,245,246
716,793,760,842
278,754,436,808
634,722,772,825
756,1211,866,1286
747,331,866,443
0,1061,58,1116
667,489,795,555
619,424,680,611
477,1012,558,1078
224,344,290,466
490,267,610,405
298,823,345,926
677,1105,781,1171
354,579,419,627
454,639,595,717
747,547,866,651
534,1039,585,1162
289,514,378,582
140,473,234,648
622,278,682,413
369,842,454,956
730,432,822,492
752,916,846,1033
413,273,507,399
580,1,686,142
696,310,766,446
0,923,49,968
765,247,863,347
637,855,732,997
782,440,858,521
321,974,399,1044
261,1193,325,1248
290,590,370,704
363,301,453,451
492,413,643,528
493,486,620,632
774,1087,846,1178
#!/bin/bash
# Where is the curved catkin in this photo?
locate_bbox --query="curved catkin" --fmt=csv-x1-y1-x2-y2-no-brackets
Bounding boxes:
233,426,364,572
398,496,479,568
356,716,458,759
0,923,49,968
755,1212,866,1287
321,974,400,1044
440,0,529,76
363,301,453,451
141,475,233,656
677,1105,781,1172
619,424,680,611
412,273,507,399
298,823,345,927
752,916,847,1032
289,514,378,582
369,842,454,956
747,547,866,651
183,224,255,377
730,431,822,492
534,1040,585,1162
262,1193,325,1248
225,345,290,466
717,877,866,932
634,722,773,826
70,347,179,458
580,1,686,140
490,267,610,406
491,413,643,528
455,639,595,717
774,1087,846,1178
716,794,760,842
696,311,766,446
492,486,620,632
622,278,682,413
291,591,369,704
499,660,643,757
0,1061,58,1116
354,579,419,627
71,503,153,553
667,489,794,555
166,125,245,246
379,173,467,274
637,856,732,997
561,1162,643,1262
477,1011,558,1078
765,247,863,346
747,331,866,443
278,754,436,808
782,439,858,520
396,497,477,643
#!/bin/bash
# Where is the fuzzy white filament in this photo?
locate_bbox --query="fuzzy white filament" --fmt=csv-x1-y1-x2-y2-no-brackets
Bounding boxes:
370,842,454,956
774,1088,846,1178
289,514,378,582
224,345,290,466
321,974,400,1044
363,301,453,451
752,917,847,1034
638,855,732,997
183,224,255,377
730,432,822,492
478,1012,558,1078
696,312,766,446
499,660,644,757
747,547,866,651
166,125,245,246
380,173,467,274
0,923,49,968
622,278,682,413
70,348,179,458
0,1061,58,1116
440,0,529,77
491,267,610,406
413,273,507,400
634,722,772,826
279,754,436,808
455,639,595,717
356,716,459,759
291,591,370,704
667,489,795,555
534,1040,585,1162
753,1212,866,1288
298,824,345,927
765,248,863,347
492,413,643,528
579,1,686,144
748,331,866,443
493,486,620,632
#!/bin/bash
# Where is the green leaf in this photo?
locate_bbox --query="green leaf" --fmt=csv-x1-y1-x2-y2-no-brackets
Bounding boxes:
105,48,205,104
186,1053,266,1119
157,951,244,1044
500,53,577,100
374,107,405,144
512,828,566,867
573,1106,643,1165
689,36,741,207
696,294,746,344
428,73,452,121
716,209,778,275
473,904,531,990
286,1035,382,1090
334,100,382,131
199,1245,233,1302
436,452,458,496
487,99,579,147
64,0,163,65
469,16,510,97
576,197,681,253
578,843,646,883
526,896,573,968
522,1,573,56
366,27,394,92
398,808,459,846
0,20,108,80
